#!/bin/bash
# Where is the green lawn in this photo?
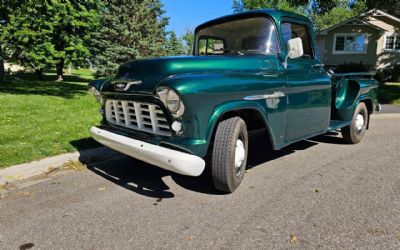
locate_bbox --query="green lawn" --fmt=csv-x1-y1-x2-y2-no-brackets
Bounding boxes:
0,71,100,168
378,82,400,105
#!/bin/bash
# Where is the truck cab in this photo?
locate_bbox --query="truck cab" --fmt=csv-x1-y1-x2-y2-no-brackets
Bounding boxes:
89,10,379,193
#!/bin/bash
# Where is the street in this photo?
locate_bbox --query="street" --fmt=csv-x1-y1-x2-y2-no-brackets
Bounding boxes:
1,115,399,249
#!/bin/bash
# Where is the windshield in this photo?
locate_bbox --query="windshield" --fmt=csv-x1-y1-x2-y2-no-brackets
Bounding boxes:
195,16,280,56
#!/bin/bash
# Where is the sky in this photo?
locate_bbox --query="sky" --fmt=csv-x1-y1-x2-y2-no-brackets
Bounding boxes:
163,0,233,36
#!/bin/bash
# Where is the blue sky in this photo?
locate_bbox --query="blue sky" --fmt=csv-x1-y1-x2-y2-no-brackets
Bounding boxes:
163,0,233,36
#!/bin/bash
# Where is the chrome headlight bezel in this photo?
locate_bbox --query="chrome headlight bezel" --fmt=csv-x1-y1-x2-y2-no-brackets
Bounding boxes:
156,87,185,118
89,86,104,105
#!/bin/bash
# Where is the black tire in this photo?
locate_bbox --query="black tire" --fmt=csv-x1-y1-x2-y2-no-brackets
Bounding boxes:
341,102,368,144
211,117,248,193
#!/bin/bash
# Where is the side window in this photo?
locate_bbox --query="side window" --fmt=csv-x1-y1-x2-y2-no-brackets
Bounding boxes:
198,37,225,55
281,22,313,58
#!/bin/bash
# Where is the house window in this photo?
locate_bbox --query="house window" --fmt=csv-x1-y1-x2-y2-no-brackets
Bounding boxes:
384,35,400,51
333,33,367,54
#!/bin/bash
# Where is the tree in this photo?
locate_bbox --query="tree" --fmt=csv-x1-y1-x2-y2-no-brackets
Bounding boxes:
182,29,194,55
232,0,369,31
232,0,359,15
365,0,400,16
0,0,13,81
92,0,169,76
312,1,367,31
311,0,340,15
0,46,4,82
232,0,305,14
2,0,101,80
166,31,184,56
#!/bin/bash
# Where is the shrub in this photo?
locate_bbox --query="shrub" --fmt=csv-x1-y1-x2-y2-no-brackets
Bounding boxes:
390,64,400,81
335,61,369,73
374,70,386,82
377,64,400,82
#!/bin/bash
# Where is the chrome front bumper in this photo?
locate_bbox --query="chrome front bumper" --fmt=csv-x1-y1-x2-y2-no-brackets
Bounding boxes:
90,127,205,176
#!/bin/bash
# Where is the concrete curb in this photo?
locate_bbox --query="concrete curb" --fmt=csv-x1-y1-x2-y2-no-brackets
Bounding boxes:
0,147,122,186
371,113,400,119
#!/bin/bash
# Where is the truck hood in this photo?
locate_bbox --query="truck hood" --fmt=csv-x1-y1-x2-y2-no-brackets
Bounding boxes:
105,56,273,93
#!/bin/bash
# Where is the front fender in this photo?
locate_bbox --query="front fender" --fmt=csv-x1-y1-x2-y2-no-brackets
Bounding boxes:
207,100,281,149
157,72,287,157
89,79,108,91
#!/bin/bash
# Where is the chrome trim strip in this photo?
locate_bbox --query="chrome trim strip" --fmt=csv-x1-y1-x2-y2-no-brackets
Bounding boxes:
112,80,142,91
244,91,285,100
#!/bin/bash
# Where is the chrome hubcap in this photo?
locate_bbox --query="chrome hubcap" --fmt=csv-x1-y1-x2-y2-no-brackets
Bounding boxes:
234,139,246,176
355,114,365,131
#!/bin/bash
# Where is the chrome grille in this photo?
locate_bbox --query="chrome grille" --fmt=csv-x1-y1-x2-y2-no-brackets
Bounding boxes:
105,100,171,136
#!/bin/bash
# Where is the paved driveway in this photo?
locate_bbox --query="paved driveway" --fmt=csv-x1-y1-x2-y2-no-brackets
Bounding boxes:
1,115,399,249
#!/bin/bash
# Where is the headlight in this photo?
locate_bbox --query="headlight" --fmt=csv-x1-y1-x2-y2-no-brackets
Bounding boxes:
166,90,180,113
156,87,185,117
89,87,104,104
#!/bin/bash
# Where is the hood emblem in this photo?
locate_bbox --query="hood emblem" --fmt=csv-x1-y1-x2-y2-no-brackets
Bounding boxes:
112,80,142,91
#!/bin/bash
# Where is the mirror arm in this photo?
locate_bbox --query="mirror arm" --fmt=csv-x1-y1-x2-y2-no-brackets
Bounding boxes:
283,52,290,69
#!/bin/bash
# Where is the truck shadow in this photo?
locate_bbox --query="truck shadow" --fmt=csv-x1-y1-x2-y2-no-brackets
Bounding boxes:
84,156,176,199
81,132,345,197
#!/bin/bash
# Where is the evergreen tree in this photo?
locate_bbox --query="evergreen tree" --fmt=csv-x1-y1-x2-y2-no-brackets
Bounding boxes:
166,31,184,56
92,0,169,76
2,0,101,80
182,29,194,55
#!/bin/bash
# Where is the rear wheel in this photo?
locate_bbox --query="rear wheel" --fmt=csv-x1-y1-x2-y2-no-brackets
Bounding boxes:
211,117,248,193
341,102,368,144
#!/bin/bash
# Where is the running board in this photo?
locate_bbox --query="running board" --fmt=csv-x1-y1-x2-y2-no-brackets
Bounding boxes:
328,120,352,131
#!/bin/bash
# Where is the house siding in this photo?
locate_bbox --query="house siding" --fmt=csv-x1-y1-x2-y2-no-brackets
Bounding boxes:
367,16,400,69
317,25,380,67
317,12,400,70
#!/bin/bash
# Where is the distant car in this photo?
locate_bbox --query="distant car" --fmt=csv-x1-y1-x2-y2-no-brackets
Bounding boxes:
89,9,380,193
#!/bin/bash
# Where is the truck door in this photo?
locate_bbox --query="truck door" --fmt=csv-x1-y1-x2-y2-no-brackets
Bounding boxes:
281,21,331,142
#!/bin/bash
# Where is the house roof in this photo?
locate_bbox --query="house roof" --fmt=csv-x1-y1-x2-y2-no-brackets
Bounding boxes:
361,9,400,24
318,9,399,36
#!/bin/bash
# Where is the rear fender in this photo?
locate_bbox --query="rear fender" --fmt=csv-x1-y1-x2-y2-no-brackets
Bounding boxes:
333,76,378,121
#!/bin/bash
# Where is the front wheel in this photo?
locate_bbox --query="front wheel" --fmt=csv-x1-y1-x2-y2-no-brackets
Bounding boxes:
341,102,368,144
211,117,248,193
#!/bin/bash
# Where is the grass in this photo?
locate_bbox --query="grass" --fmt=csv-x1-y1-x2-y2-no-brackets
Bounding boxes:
0,70,100,168
378,82,400,105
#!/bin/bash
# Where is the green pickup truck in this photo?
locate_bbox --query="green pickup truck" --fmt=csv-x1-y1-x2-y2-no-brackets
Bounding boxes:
89,9,380,193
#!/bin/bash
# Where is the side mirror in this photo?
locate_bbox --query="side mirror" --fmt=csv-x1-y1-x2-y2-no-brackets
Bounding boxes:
283,37,304,69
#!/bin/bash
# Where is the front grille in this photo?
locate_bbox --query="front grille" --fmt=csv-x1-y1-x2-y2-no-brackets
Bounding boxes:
105,100,171,136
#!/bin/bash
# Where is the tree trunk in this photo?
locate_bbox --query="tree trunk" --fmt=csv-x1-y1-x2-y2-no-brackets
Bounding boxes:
56,59,64,81
36,69,44,80
0,45,5,82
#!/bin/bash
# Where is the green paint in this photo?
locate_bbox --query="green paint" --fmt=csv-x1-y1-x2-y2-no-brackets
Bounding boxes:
91,10,379,159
